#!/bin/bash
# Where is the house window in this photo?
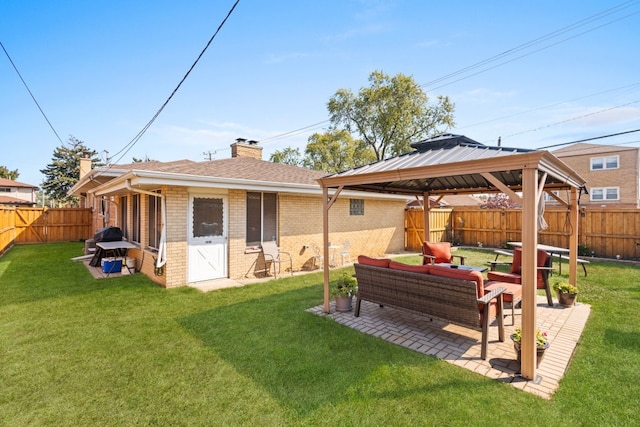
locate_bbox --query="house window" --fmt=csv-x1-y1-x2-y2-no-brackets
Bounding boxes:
590,155,619,170
350,199,364,215
246,192,277,247
0,187,10,193
148,192,162,249
119,196,128,239
591,187,619,201
543,191,560,202
132,194,141,243
192,197,223,237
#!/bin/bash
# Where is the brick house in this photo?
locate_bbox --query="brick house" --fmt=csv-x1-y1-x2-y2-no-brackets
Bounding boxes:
0,178,38,207
551,143,640,208
70,139,407,287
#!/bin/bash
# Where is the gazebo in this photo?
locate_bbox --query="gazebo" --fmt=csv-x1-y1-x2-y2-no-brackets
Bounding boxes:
317,134,588,380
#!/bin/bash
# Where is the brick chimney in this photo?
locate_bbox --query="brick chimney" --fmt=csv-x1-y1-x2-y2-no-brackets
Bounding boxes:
231,138,263,160
79,154,92,179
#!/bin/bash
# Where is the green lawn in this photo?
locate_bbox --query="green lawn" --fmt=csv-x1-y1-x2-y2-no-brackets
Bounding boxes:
1,243,639,426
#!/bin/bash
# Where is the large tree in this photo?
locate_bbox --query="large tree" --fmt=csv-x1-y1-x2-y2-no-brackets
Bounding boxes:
0,166,19,180
327,70,455,161
269,147,303,166
40,136,102,206
303,129,375,174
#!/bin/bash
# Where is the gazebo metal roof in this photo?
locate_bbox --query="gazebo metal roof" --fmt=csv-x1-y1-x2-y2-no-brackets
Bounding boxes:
320,134,587,196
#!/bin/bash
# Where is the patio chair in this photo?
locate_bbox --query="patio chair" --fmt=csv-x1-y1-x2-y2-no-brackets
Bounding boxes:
421,241,466,265
261,241,293,278
310,243,324,270
487,247,553,306
339,240,352,266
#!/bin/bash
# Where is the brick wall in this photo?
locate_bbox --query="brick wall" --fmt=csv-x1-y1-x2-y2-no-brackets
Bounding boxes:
555,147,639,208
163,186,187,287
86,185,406,286
228,192,406,279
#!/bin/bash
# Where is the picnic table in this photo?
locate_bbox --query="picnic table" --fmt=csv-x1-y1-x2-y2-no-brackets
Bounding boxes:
506,242,588,276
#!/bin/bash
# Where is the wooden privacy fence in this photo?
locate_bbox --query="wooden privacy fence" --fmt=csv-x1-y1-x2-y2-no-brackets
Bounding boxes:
0,207,93,253
406,207,640,260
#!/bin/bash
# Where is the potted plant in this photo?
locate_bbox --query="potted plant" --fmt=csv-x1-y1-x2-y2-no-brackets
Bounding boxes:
331,272,358,312
510,328,549,368
553,281,579,307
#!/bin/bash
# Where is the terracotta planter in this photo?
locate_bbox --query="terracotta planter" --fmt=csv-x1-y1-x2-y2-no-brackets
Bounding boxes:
511,336,549,368
334,295,353,312
557,291,577,307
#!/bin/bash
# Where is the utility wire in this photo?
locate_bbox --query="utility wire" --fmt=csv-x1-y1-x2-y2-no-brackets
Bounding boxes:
421,1,639,90
1,40,64,145
248,2,640,150
537,128,640,149
106,0,240,167
426,10,640,93
502,99,640,139
457,82,640,130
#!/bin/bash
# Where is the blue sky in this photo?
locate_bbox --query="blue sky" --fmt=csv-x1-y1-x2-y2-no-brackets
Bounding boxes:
2,0,639,186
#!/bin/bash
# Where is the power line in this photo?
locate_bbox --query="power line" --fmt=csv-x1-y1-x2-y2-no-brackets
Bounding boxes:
501,99,640,139
1,40,64,145
537,128,640,149
421,1,640,91
457,82,640,130
236,2,640,152
106,0,241,167
426,10,640,92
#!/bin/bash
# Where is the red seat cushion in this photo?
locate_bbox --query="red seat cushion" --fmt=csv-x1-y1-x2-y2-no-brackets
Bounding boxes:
486,271,522,284
389,261,431,274
484,281,522,303
422,242,453,263
357,255,390,268
429,265,485,298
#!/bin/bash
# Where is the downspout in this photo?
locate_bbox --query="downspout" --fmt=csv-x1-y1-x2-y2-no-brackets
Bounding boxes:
125,179,167,269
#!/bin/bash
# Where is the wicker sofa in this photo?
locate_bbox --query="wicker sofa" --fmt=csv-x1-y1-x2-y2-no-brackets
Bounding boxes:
354,256,506,360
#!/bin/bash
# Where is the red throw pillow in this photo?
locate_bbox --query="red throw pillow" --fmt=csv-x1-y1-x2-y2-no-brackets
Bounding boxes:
422,242,452,263
357,255,390,268
429,265,485,297
389,261,431,274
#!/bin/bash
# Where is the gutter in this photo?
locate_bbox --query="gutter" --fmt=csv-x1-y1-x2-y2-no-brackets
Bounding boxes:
125,179,167,269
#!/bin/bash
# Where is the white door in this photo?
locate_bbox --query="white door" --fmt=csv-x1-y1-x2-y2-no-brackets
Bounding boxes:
188,194,228,282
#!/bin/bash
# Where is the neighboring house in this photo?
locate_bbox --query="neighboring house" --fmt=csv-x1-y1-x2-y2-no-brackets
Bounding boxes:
406,195,484,209
0,178,38,207
70,138,407,288
552,143,640,208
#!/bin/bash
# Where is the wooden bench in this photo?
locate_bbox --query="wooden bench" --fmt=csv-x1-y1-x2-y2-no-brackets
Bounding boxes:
354,263,505,360
554,254,589,276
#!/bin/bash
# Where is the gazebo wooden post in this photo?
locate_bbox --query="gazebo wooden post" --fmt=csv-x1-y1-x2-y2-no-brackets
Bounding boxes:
423,192,430,242
569,187,579,286
520,166,539,380
322,186,331,313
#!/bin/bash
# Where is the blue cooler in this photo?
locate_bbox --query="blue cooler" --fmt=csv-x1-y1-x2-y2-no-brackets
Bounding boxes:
102,258,122,273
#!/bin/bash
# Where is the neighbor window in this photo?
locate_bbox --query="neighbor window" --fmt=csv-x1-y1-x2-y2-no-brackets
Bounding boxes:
590,187,619,201
119,196,128,239
543,191,560,202
590,155,619,170
131,194,141,243
148,191,162,249
246,192,277,247
350,199,364,215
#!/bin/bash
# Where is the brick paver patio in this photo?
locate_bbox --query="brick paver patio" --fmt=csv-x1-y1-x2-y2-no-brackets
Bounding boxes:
308,296,590,399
